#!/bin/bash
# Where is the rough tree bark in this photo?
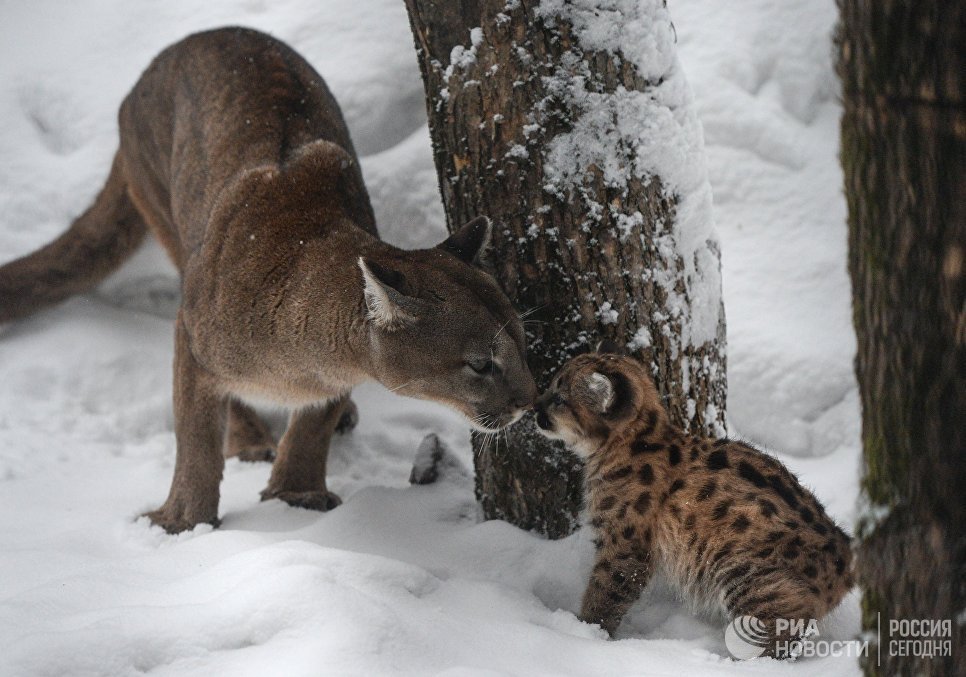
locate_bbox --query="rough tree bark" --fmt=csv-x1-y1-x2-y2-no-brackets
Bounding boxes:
404,0,727,538
837,1,965,674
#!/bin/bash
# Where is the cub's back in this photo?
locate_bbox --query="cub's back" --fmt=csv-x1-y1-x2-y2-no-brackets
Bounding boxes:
652,436,853,616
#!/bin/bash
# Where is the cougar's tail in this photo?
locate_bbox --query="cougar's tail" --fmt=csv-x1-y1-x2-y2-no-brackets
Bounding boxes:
0,153,147,323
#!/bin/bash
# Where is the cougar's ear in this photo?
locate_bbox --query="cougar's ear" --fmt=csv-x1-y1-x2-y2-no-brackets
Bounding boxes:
358,258,424,331
596,339,625,356
586,372,616,414
437,216,492,264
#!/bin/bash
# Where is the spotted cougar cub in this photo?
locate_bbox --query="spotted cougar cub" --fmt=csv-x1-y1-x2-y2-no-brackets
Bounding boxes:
534,342,852,656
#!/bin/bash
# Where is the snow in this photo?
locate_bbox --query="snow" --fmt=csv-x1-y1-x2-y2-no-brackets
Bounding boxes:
538,0,675,81
447,29,484,74
598,302,620,325
0,0,861,675
671,0,858,459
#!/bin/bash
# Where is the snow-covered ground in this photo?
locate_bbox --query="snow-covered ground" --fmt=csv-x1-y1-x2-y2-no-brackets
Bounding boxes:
0,1,862,675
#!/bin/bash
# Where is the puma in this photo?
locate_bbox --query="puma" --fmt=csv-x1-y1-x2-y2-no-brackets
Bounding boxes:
0,27,536,533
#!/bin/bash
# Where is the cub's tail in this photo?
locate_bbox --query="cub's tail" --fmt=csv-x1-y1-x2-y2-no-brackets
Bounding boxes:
0,153,147,323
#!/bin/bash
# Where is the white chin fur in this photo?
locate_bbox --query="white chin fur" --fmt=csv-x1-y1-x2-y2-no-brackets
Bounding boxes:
536,427,565,442
537,426,586,456
466,408,524,433
472,424,504,434
467,416,506,433
507,409,525,426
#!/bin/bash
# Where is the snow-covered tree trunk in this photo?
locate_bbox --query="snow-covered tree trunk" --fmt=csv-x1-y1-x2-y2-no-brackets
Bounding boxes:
837,2,966,675
405,0,726,538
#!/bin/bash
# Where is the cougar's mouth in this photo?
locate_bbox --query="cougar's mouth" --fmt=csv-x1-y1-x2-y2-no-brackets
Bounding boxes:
467,408,526,433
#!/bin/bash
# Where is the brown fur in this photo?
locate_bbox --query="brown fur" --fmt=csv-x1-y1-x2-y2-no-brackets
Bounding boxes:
535,346,853,657
0,28,536,533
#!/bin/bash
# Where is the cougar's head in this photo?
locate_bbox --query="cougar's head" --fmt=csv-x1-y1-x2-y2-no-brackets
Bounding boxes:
359,217,536,431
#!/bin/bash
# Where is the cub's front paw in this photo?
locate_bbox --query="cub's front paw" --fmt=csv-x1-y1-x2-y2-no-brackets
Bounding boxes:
260,488,342,511
578,612,619,638
142,507,220,534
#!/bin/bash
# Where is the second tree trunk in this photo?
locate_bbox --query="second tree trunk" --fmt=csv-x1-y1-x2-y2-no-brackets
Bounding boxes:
405,0,727,538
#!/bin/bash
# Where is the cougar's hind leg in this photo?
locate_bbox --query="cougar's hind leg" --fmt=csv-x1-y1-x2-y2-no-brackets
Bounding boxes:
260,395,349,511
144,312,226,533
224,400,276,462
335,397,359,434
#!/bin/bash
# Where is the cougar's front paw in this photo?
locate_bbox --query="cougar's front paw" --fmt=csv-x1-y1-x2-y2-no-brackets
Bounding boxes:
143,506,220,534
335,399,359,434
260,488,342,511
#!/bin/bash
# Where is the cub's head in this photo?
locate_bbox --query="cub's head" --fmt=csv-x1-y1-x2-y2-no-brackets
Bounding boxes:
359,217,536,431
533,341,666,455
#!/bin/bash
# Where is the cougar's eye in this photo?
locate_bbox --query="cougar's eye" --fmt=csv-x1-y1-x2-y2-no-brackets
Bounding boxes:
466,358,494,375
551,393,565,407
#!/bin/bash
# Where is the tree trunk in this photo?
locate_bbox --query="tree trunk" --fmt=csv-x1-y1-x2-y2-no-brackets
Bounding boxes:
837,2,965,674
404,0,727,538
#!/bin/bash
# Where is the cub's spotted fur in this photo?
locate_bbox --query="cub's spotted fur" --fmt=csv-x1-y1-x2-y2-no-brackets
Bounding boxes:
534,343,852,657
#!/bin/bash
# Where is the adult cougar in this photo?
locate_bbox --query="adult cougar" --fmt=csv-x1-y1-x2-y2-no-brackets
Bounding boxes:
0,27,536,533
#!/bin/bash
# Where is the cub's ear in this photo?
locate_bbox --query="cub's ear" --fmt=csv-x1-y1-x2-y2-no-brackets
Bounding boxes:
595,339,625,355
437,216,492,264
586,372,615,413
358,258,424,331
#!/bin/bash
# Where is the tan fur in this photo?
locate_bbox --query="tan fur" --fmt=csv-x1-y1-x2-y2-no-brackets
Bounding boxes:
535,347,852,657
0,28,536,533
